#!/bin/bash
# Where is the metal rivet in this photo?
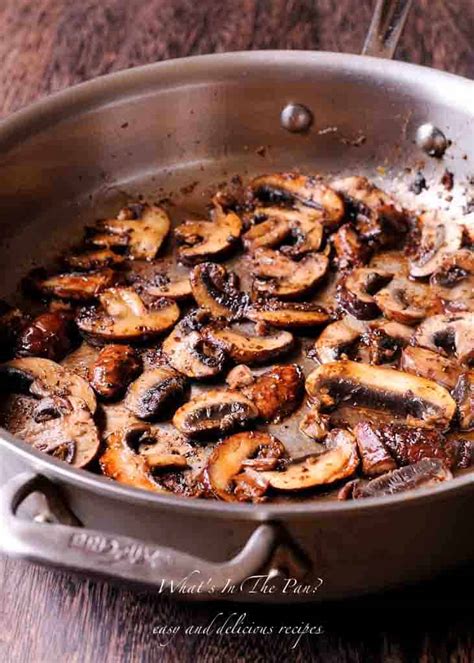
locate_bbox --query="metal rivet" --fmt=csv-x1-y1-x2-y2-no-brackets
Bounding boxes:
280,103,313,133
416,123,449,158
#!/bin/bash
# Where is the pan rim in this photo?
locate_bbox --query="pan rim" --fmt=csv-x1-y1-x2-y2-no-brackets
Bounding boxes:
0,50,473,519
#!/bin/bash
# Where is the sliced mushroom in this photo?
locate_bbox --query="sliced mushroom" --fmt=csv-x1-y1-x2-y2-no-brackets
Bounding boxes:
27,268,118,301
64,248,125,271
453,371,474,431
206,431,286,502
251,173,344,229
400,346,461,390
374,277,440,324
204,325,293,365
76,288,180,343
413,313,474,365
100,425,187,493
332,176,408,245
337,268,392,319
246,299,330,329
89,203,171,260
353,422,397,476
190,262,249,320
352,459,452,499
162,312,226,379
358,327,404,365
242,364,304,422
258,428,359,491
125,366,188,420
312,320,361,364
374,422,468,469
89,344,141,400
332,224,370,270
409,212,463,277
305,360,456,430
172,389,258,437
250,248,329,299
225,364,255,389
147,277,192,301
175,203,242,264
431,249,474,312
0,357,98,467
15,311,76,362
242,215,291,251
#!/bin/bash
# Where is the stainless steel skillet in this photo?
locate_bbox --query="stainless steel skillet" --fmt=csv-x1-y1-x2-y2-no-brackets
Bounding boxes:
0,0,473,602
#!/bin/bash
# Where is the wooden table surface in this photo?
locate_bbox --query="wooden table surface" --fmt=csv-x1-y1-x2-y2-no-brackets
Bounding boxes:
0,1,473,661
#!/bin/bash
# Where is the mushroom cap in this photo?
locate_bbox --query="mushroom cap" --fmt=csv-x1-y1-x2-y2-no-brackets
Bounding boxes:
76,287,180,343
89,344,141,400
259,428,359,491
242,364,304,423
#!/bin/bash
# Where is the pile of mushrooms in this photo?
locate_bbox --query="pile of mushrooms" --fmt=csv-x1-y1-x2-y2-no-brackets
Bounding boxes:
0,173,472,502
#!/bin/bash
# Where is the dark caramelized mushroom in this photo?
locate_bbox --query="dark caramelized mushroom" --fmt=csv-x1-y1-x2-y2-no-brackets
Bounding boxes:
16,311,76,362
64,248,125,271
374,277,440,324
413,313,474,365
190,262,249,320
76,288,180,343
242,364,304,422
204,325,293,365
353,422,397,476
175,203,242,264
172,389,258,437
453,371,474,431
250,248,329,299
242,214,291,251
162,312,226,379
89,344,141,400
332,224,370,269
400,346,461,390
89,203,171,260
28,268,118,301
337,268,392,319
125,366,188,420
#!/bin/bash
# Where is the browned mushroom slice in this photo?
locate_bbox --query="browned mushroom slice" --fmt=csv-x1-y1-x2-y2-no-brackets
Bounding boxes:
175,203,242,264
251,173,344,229
332,176,408,245
64,248,125,271
409,212,463,277
431,249,474,312
305,361,456,430
190,262,249,319
206,431,286,502
400,346,461,390
15,311,76,362
242,364,304,422
246,299,330,329
76,288,180,343
172,389,258,437
413,313,474,365
337,268,392,319
100,425,185,493
125,366,188,420
147,277,192,301
453,371,474,431
162,312,226,380
258,428,359,491
374,423,468,469
312,320,361,364
204,325,293,365
356,319,413,365
332,224,371,270
353,422,397,476
352,459,452,499
0,357,98,467
374,277,440,324
90,203,171,260
28,268,118,301
242,215,291,251
225,364,255,389
250,248,329,299
89,344,141,400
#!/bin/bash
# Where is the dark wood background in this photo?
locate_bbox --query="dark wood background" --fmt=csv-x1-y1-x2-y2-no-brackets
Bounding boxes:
0,1,473,661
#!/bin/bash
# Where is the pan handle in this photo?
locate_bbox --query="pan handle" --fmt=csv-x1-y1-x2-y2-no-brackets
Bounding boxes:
0,473,309,592
362,0,413,59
